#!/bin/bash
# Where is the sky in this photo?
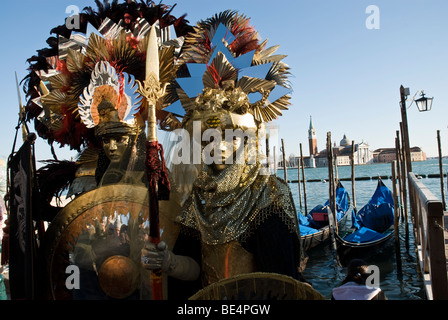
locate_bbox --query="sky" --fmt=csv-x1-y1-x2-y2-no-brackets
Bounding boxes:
1,0,447,165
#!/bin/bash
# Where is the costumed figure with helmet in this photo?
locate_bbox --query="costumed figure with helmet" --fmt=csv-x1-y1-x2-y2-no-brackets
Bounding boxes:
16,1,192,300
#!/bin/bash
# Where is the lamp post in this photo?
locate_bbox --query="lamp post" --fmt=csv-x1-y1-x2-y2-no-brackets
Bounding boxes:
399,85,433,173
399,85,433,245
415,91,434,112
400,85,412,173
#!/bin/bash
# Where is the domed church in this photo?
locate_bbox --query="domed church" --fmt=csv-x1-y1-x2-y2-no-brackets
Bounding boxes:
314,134,373,167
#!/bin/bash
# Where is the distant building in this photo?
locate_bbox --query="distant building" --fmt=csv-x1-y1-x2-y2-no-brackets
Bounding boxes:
306,117,318,168
410,147,427,161
291,119,427,169
312,134,373,167
308,116,318,156
373,147,426,163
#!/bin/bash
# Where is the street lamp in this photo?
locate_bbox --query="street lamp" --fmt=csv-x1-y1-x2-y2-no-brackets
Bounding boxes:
399,85,433,173
414,91,434,112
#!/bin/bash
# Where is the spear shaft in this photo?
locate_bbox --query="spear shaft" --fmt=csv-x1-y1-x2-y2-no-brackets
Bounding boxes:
138,25,169,300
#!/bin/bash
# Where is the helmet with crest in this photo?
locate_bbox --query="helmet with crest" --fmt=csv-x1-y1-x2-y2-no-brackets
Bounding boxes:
78,60,138,138
22,0,192,201
23,0,193,152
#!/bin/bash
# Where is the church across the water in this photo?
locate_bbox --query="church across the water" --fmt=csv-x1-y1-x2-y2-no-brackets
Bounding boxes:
305,117,373,167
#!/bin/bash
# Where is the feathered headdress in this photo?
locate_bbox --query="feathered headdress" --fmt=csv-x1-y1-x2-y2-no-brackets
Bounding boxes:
78,60,137,137
23,0,193,152
163,10,292,129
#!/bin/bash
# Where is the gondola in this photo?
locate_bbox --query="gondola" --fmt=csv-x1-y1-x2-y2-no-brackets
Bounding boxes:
298,182,351,251
335,179,395,262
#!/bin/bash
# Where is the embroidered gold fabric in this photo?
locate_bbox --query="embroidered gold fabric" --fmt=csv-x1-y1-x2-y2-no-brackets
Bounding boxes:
177,161,298,245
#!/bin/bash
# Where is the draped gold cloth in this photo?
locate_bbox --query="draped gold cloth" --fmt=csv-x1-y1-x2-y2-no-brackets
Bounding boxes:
177,161,298,246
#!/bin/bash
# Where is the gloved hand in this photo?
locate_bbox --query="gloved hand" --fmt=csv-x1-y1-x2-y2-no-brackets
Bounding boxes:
141,241,200,281
141,241,171,271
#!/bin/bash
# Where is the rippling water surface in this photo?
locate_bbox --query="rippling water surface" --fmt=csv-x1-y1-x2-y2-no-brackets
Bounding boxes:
277,158,448,300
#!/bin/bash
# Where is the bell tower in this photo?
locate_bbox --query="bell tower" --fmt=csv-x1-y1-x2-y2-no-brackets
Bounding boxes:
308,116,318,156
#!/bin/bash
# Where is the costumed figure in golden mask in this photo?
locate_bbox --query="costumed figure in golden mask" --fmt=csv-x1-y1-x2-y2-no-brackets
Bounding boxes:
140,11,322,300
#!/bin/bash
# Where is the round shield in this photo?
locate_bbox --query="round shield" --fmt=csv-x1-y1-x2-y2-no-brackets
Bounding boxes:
43,184,152,300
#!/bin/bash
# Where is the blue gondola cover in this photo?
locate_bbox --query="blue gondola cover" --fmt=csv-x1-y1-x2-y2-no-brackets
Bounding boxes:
351,181,394,233
343,226,389,243
343,181,395,244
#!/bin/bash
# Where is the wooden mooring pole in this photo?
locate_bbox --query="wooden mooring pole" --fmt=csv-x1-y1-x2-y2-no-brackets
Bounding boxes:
281,138,288,182
391,160,403,273
326,132,338,234
334,156,339,183
399,123,410,250
400,85,412,173
350,141,356,213
300,143,308,215
395,131,404,222
297,143,303,212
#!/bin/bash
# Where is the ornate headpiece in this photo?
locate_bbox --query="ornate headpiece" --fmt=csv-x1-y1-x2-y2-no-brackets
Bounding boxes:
24,1,192,151
163,10,292,131
78,60,138,137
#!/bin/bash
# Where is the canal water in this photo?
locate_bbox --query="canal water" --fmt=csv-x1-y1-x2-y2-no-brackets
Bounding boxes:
277,158,448,300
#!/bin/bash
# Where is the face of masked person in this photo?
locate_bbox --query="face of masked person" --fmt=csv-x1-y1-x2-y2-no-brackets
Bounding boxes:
206,132,244,172
185,111,259,173
102,135,130,163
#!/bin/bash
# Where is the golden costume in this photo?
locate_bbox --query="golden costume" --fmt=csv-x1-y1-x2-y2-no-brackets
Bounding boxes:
145,10,310,299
